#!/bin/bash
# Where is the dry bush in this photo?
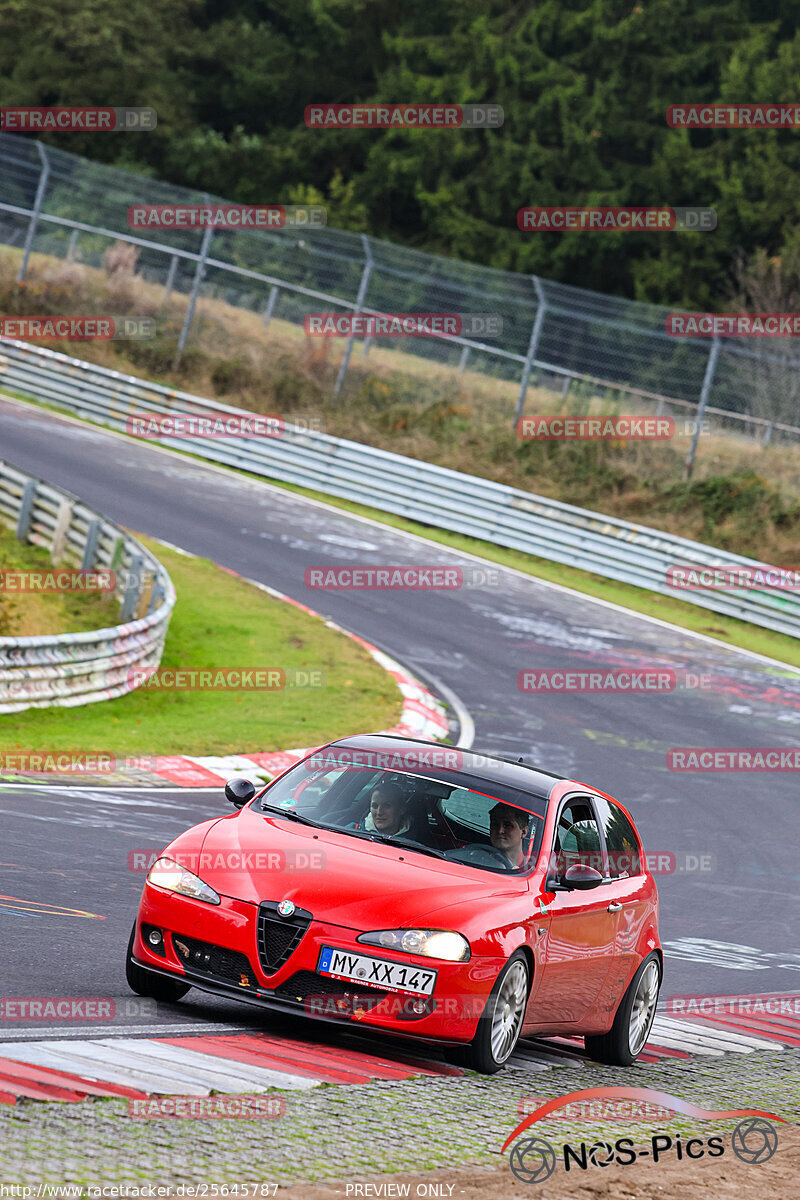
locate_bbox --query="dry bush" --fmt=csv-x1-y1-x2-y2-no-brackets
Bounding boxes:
102,241,139,277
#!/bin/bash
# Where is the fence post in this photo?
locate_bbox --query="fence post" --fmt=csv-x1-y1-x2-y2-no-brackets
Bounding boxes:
262,285,279,326
17,143,50,283
173,196,213,368
458,345,470,373
684,336,720,480
334,234,373,398
66,228,79,262
50,499,74,563
120,555,144,622
163,254,178,300
513,276,547,428
762,421,774,447
81,519,101,569
16,481,36,540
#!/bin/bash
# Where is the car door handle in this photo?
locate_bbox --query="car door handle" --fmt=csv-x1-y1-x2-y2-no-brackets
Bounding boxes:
607,902,622,912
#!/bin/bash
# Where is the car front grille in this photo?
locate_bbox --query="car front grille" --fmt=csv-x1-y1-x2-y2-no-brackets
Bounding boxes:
257,901,312,975
171,934,258,991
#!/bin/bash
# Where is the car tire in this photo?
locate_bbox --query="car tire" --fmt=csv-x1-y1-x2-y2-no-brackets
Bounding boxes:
584,952,661,1066
126,925,191,1003
464,951,530,1074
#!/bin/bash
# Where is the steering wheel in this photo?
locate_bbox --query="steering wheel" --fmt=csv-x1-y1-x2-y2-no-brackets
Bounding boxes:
446,843,514,870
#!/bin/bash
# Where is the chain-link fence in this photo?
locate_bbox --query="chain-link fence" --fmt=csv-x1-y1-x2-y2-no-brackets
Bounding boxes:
2,132,800,463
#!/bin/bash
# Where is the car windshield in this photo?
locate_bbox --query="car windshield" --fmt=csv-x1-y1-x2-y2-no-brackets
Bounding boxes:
254,754,546,874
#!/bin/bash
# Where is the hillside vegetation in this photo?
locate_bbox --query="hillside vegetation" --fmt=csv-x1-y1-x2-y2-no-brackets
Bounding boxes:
2,0,800,304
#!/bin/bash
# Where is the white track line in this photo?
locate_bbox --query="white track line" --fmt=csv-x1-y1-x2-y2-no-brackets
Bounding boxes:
651,1016,779,1052
0,1021,260,1041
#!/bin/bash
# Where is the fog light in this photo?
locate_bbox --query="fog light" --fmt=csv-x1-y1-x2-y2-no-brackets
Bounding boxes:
148,929,163,947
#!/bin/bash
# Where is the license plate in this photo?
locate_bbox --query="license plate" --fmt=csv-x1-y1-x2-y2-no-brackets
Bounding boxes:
317,946,437,995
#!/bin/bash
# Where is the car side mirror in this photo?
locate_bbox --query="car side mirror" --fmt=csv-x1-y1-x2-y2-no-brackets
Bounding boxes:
563,863,604,890
225,778,256,809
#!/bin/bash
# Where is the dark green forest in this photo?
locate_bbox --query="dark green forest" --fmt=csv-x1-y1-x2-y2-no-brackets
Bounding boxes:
2,0,800,304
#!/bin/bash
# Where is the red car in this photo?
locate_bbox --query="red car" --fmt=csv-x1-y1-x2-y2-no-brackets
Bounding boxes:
127,734,662,1073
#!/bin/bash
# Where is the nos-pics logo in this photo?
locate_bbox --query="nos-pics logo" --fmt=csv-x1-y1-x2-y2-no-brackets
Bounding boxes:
503,1087,784,1184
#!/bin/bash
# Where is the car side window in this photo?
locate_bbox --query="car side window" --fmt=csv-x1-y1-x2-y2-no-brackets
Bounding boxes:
552,798,605,879
593,796,642,878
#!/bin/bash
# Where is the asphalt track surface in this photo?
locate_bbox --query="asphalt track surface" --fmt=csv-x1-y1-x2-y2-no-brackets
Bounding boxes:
2,394,800,1041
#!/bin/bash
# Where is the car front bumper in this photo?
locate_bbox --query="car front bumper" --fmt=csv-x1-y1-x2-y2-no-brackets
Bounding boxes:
132,886,506,1044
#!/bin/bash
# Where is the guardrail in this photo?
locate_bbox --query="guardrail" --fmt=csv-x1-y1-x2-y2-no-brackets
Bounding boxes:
0,456,176,713
1,335,798,642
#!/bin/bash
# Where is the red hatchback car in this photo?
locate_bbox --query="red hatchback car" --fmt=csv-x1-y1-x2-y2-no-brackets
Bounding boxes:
127,734,662,1073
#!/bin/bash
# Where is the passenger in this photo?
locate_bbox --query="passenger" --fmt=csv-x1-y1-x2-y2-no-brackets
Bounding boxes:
353,783,411,837
489,803,529,868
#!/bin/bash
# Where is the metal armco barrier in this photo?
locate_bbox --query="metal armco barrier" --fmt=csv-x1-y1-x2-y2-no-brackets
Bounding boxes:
1,336,799,641
0,456,176,712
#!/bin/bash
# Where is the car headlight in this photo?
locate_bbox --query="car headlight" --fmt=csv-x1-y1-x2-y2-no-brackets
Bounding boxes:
147,857,221,905
357,929,470,961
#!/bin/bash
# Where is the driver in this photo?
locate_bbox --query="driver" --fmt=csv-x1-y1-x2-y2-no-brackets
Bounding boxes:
352,782,411,837
489,803,529,869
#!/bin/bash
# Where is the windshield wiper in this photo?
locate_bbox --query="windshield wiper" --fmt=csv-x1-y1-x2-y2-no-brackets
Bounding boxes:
323,827,447,859
371,835,448,860
259,804,320,826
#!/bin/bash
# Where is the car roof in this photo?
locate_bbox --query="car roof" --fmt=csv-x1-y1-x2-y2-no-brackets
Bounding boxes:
327,733,565,802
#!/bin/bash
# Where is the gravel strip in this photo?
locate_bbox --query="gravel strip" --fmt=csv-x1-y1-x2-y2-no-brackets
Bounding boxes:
1,1047,798,1186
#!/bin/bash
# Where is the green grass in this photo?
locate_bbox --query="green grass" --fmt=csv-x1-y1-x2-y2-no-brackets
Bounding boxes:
0,538,402,756
0,523,115,637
